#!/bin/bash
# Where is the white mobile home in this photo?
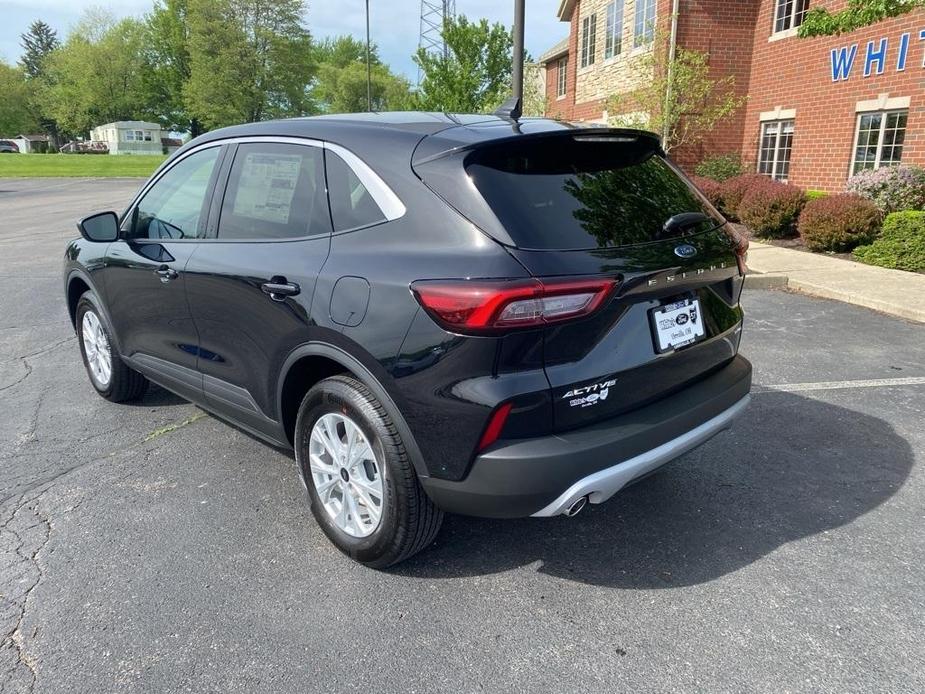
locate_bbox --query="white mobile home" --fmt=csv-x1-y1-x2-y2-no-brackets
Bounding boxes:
90,121,163,155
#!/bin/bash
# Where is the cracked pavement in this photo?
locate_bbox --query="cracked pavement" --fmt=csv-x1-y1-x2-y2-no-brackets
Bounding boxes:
1,178,924,692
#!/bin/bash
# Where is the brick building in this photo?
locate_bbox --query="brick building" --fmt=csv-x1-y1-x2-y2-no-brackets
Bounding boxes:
540,1,925,192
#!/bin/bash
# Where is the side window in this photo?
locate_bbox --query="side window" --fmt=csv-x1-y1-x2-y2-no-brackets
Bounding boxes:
217,143,330,240
128,147,220,240
325,151,386,232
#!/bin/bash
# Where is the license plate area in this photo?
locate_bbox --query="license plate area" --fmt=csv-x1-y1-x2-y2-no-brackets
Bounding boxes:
649,297,706,353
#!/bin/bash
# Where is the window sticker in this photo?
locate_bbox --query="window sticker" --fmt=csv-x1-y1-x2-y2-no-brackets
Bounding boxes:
232,153,303,225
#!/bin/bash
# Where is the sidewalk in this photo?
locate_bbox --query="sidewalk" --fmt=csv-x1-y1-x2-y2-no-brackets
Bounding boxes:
745,241,925,324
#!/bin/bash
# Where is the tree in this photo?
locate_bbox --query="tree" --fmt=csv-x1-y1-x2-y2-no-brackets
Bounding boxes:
312,36,413,113
19,20,59,79
799,0,924,37
413,16,514,113
607,46,746,154
184,0,316,130
141,0,201,136
37,11,148,136
0,62,38,136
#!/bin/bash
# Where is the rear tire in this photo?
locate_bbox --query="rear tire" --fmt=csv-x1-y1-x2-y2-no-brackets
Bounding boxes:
76,292,148,403
295,375,442,568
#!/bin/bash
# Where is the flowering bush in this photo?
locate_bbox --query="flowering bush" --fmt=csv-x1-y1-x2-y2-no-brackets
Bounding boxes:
854,211,925,272
846,165,925,214
694,154,743,182
798,194,882,252
716,174,767,220
737,179,806,238
690,175,723,210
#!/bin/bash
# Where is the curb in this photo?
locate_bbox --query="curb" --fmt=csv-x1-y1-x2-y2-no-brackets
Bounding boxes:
785,278,925,324
744,272,789,290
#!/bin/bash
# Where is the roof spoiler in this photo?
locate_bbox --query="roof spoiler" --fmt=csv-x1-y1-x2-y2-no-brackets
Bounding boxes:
493,96,522,122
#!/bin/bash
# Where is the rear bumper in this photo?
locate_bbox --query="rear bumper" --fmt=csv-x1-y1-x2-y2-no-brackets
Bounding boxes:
420,355,752,518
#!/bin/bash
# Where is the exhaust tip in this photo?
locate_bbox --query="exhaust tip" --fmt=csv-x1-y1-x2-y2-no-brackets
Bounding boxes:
564,495,589,517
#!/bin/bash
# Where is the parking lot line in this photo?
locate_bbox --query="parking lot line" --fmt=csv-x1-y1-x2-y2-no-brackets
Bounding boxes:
755,376,925,393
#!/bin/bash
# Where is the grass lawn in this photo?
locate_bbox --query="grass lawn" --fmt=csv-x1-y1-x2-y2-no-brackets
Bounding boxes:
0,154,167,178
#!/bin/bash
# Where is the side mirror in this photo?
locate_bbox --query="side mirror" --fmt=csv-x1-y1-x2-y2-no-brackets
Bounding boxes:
78,211,120,242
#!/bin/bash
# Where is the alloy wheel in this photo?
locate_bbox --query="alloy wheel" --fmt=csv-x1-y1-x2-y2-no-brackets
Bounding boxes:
81,311,112,388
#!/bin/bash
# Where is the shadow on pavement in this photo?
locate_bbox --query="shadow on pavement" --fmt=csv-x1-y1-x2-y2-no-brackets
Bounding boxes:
395,392,913,588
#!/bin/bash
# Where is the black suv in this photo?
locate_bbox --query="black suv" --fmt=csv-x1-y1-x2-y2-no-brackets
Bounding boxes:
65,113,752,567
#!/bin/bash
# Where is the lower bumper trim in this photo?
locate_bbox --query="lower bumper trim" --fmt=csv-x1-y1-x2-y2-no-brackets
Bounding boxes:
530,394,751,517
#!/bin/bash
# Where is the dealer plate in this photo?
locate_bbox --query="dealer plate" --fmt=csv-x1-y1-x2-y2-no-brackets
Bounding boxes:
650,298,705,353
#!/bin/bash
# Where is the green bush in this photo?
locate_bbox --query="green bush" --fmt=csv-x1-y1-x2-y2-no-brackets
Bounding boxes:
798,194,882,252
854,211,925,272
716,173,767,220
737,179,806,238
805,190,828,201
694,154,743,182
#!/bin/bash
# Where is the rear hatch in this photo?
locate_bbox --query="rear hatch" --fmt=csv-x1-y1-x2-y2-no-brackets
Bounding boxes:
414,128,746,432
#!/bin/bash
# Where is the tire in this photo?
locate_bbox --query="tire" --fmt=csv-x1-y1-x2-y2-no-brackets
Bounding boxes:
294,375,443,568
76,292,148,402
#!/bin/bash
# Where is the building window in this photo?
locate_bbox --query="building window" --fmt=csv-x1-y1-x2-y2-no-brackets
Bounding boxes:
852,110,908,175
556,56,568,97
580,14,597,68
605,2,624,59
634,0,655,47
774,0,809,34
758,120,795,182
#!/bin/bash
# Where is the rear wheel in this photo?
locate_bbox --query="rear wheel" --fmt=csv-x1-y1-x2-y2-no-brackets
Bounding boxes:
295,375,442,568
76,292,148,402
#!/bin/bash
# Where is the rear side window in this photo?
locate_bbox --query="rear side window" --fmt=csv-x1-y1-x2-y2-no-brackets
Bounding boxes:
217,143,330,240
325,151,386,231
465,136,723,250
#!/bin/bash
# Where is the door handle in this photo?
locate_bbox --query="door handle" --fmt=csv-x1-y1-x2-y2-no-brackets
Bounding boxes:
156,265,179,282
261,278,300,302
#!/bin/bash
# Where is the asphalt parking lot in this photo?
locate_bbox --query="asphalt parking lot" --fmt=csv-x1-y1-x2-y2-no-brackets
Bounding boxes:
1,177,924,693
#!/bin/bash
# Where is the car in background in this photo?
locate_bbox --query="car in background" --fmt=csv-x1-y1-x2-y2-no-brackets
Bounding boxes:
0,140,20,153
64,112,752,567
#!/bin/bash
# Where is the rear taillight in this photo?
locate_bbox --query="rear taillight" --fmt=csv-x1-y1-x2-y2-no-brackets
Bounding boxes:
729,228,750,274
477,402,513,452
410,277,617,334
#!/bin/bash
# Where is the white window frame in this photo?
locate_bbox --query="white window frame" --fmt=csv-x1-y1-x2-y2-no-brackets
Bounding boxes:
850,109,908,176
580,14,597,68
757,119,795,183
634,0,656,47
604,1,624,59
773,0,809,35
556,56,568,97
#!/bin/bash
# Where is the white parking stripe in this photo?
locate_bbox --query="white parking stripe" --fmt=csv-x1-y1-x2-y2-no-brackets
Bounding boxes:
755,376,925,393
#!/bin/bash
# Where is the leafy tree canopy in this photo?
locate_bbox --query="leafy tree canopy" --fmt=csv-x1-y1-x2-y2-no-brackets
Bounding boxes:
0,62,39,136
312,36,412,113
413,15,514,113
799,0,924,37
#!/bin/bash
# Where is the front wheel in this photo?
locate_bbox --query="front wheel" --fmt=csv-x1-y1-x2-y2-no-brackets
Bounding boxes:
76,292,148,402
294,375,442,568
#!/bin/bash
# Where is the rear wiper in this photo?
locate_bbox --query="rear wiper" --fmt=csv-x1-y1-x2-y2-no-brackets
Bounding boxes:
661,212,714,238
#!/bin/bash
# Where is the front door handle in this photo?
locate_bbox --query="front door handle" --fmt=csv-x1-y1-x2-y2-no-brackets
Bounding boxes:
155,265,179,282
261,278,300,302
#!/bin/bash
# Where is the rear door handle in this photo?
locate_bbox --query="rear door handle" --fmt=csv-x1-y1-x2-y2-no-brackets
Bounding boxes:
156,265,179,282
261,278,300,302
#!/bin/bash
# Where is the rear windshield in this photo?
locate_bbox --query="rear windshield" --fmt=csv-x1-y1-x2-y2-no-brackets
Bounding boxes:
465,135,723,250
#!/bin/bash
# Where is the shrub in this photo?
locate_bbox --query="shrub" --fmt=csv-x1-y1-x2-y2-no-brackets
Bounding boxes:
846,165,925,214
716,173,767,220
805,190,828,201
695,154,743,182
854,211,925,272
737,179,806,238
797,194,882,252
689,175,723,210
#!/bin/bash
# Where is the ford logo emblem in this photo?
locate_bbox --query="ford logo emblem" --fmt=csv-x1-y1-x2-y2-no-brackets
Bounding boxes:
674,244,698,259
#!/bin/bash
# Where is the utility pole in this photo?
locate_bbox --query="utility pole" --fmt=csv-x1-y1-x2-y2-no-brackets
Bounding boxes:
366,0,372,111
512,0,525,105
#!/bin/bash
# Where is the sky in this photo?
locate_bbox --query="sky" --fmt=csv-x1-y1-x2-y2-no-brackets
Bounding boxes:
0,0,568,80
